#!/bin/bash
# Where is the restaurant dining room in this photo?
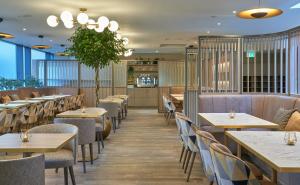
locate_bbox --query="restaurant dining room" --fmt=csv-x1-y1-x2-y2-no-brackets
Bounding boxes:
1,0,300,185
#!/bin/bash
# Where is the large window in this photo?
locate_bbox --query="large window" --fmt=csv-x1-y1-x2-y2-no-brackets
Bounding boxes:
0,41,16,79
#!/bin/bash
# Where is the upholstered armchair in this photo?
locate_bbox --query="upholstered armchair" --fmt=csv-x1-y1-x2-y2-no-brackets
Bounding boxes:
54,118,96,173
0,154,45,185
98,101,120,133
28,124,78,185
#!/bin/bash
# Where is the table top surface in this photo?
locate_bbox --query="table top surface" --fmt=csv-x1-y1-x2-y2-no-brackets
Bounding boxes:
31,95,71,100
198,113,279,129
0,103,29,109
226,131,300,173
101,98,124,105
56,107,107,118
0,133,75,153
170,94,184,101
10,100,44,104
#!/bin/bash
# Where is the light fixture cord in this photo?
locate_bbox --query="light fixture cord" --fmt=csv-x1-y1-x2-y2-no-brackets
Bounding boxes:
258,0,262,7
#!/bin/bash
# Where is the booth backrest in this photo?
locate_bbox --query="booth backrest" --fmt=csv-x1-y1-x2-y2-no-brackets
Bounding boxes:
199,94,298,127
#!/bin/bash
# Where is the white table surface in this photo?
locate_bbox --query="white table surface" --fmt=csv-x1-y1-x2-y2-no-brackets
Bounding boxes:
198,113,279,129
0,133,76,153
226,131,300,173
56,107,107,118
0,103,29,109
31,95,71,100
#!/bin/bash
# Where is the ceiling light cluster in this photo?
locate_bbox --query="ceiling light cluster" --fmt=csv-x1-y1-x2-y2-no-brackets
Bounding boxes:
47,8,119,32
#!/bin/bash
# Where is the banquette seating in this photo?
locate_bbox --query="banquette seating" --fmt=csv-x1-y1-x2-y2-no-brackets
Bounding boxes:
198,94,300,185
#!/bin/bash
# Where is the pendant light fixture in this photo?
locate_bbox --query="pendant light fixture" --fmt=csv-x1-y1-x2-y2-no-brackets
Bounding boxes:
237,0,283,19
32,35,51,49
0,32,14,39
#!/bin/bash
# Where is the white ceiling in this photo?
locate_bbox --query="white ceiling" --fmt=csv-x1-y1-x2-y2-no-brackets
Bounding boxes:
0,0,300,54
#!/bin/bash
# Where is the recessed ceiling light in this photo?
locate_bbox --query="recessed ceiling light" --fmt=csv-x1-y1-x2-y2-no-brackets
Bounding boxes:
217,22,221,26
291,3,300,9
22,28,27,31
233,10,237,14
49,39,53,42
155,50,159,53
206,31,210,34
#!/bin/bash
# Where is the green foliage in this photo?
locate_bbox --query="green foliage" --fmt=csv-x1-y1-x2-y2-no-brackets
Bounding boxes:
67,26,127,69
0,77,42,91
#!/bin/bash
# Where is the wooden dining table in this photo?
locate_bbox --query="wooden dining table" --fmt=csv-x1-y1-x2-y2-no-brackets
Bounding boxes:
31,95,71,101
56,107,107,119
0,103,30,109
226,131,300,184
198,113,279,145
0,133,76,157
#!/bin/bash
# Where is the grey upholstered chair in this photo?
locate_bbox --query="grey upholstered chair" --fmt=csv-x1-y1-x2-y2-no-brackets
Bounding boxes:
98,101,120,133
54,118,96,173
0,154,45,185
95,121,105,154
28,124,78,185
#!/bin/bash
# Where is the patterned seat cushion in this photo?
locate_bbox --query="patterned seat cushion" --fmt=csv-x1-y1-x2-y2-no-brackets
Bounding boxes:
44,149,74,169
272,108,296,130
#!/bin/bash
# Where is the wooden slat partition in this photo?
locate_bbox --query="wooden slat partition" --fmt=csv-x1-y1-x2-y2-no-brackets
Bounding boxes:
157,86,185,113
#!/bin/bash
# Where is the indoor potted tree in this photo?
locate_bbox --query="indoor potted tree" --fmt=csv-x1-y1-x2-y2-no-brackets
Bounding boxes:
67,26,127,105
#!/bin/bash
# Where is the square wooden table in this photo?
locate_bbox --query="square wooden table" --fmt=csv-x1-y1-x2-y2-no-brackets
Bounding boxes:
0,103,29,109
198,113,279,145
198,113,279,130
226,131,300,184
0,133,76,155
170,94,184,101
56,107,107,119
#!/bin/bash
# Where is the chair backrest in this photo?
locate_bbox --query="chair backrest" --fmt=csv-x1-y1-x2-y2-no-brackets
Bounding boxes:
0,154,45,185
178,115,198,152
54,118,95,145
98,101,119,117
0,110,7,133
28,124,78,163
209,143,259,185
195,130,219,183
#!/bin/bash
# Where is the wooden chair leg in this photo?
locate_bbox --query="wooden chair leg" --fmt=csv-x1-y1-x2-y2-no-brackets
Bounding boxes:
100,131,104,148
89,143,93,165
184,150,192,173
81,145,86,173
187,152,196,182
64,167,68,185
179,145,185,162
182,148,188,169
96,132,101,154
69,166,76,185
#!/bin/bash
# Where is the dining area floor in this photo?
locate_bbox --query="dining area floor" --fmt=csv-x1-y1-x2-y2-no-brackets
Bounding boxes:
45,109,208,185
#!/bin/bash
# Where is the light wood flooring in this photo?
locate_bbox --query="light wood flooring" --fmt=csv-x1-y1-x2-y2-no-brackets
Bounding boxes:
46,109,209,185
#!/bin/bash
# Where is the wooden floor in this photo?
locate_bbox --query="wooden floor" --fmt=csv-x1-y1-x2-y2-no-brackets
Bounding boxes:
46,109,208,185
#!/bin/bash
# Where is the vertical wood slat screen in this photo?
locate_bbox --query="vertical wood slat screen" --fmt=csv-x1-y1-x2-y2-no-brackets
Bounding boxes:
242,35,288,94
199,37,240,93
290,30,300,95
186,48,198,90
159,61,184,86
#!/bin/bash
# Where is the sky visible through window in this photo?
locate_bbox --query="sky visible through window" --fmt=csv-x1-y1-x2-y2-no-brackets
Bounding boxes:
0,41,16,79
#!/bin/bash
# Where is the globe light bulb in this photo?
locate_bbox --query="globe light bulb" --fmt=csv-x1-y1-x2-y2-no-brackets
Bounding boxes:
108,20,119,32
95,26,105,33
123,37,129,45
47,15,59,27
87,19,96,30
60,11,73,22
64,21,74,29
98,16,109,28
77,12,89,24
116,33,122,40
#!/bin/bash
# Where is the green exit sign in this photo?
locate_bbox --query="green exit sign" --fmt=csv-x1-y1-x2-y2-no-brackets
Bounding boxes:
247,50,256,58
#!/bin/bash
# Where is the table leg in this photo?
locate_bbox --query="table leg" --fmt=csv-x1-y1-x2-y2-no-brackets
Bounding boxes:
237,144,241,158
224,128,228,146
271,169,278,184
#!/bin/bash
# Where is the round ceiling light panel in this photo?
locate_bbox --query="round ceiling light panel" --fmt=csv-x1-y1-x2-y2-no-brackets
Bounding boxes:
0,32,14,39
32,45,51,49
237,8,282,19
